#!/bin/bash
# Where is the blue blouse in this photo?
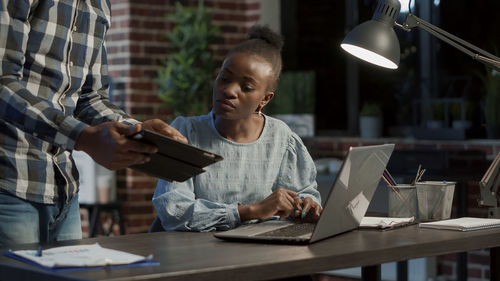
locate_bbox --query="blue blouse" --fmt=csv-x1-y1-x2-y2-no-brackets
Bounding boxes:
153,111,321,232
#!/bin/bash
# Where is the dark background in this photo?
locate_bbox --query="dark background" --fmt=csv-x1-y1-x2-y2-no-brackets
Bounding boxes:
280,0,500,137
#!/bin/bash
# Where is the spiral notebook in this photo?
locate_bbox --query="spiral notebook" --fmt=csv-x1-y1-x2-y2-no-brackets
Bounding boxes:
419,217,500,231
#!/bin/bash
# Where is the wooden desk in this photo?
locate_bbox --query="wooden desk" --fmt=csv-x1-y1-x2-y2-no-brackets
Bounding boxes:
1,225,500,281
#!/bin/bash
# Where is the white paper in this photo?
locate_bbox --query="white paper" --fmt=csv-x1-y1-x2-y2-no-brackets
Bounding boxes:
360,216,415,229
11,243,150,268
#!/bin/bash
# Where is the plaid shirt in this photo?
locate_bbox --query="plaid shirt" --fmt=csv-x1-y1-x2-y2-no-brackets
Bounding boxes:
0,1,136,204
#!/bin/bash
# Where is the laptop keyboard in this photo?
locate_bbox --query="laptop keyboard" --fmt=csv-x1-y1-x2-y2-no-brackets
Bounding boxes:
255,223,315,238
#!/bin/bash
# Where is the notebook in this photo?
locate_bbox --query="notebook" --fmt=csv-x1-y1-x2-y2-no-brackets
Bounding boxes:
419,217,500,231
214,143,395,244
129,129,223,182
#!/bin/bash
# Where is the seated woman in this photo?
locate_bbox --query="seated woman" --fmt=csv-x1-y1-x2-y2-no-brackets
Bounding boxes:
152,25,322,232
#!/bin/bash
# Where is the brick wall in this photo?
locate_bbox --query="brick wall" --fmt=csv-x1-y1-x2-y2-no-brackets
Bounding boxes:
304,136,500,281
106,0,261,234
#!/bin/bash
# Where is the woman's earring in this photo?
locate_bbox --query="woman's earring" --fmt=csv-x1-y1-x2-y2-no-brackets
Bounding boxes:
255,105,262,115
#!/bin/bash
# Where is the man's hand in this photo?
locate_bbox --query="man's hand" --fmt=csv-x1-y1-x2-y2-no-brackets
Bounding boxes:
74,121,158,170
74,119,187,171
142,118,187,144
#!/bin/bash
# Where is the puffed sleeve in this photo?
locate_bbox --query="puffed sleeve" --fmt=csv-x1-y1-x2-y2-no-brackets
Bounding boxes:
152,179,240,232
276,133,322,206
151,116,240,231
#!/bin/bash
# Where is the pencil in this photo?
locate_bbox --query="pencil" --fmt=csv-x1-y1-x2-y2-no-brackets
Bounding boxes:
382,175,405,202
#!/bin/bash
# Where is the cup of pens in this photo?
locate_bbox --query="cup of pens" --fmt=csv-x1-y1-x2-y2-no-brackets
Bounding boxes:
416,181,456,221
388,184,417,218
383,169,417,218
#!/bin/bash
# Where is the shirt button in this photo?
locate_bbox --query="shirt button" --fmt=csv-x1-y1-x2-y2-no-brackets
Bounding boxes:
69,61,74,67
72,26,77,32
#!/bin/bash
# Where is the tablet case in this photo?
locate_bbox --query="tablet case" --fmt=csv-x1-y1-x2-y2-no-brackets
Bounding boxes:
129,130,223,182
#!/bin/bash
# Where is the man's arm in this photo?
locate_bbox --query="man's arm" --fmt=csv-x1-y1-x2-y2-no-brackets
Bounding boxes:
0,2,88,151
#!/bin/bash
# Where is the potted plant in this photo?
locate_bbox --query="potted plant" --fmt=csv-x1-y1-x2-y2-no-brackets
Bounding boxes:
450,101,473,130
480,69,500,138
268,71,316,137
424,103,445,129
359,103,383,138
156,0,219,120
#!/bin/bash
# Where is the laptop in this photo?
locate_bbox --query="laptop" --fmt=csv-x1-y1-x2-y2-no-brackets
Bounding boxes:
214,144,395,244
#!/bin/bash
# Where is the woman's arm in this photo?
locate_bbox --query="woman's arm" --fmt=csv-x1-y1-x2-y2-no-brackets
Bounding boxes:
152,179,240,232
276,133,323,219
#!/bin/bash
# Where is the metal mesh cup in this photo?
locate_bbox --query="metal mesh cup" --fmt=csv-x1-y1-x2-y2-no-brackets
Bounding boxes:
388,184,417,218
416,181,456,221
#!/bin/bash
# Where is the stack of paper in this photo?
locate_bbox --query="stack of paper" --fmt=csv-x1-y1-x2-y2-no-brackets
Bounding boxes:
360,216,415,230
419,217,500,231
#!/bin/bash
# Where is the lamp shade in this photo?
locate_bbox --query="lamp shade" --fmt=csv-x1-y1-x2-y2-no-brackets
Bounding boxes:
341,0,401,69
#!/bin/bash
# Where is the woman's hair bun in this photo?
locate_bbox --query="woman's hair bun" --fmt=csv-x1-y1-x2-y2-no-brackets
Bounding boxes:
246,25,284,51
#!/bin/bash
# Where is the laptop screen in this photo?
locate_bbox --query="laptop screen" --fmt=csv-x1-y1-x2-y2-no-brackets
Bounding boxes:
310,144,394,242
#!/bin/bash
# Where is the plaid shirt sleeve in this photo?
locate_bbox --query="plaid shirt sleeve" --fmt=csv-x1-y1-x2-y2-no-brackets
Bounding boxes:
0,1,137,152
74,38,139,128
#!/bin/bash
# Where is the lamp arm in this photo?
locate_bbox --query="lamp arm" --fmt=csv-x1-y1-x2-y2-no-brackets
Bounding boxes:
399,13,500,71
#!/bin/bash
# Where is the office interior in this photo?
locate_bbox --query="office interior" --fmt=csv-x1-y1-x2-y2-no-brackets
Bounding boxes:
63,0,500,280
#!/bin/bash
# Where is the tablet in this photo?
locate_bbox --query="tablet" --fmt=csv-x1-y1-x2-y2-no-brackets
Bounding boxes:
129,129,223,182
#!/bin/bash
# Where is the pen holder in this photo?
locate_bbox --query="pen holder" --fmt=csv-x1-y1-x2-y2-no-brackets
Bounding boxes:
388,184,417,219
416,181,456,221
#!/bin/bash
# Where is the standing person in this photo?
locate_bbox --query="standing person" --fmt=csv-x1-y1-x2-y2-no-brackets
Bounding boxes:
0,1,187,246
151,25,322,232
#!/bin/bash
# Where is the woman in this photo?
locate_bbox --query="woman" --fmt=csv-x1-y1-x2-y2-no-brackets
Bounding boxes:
152,25,322,232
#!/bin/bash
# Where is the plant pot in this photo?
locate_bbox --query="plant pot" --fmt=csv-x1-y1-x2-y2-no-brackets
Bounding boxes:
451,120,471,130
273,114,315,137
426,120,444,129
359,116,382,138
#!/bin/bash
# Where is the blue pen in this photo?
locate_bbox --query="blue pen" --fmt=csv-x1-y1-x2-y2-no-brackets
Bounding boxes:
36,246,43,257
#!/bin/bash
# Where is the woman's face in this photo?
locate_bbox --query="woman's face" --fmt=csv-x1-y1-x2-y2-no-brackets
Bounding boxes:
212,52,274,120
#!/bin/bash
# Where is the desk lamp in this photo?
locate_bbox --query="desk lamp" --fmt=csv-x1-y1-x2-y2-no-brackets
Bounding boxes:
341,0,500,218
340,0,500,71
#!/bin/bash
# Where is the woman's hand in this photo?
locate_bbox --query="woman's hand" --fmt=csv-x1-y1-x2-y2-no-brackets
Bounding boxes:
296,197,322,223
238,188,302,222
141,118,187,144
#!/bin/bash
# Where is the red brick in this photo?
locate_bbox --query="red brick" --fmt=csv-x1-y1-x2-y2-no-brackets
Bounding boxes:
131,7,167,17
126,180,157,190
414,144,439,151
467,268,483,278
129,32,155,41
441,253,457,261
108,32,127,41
469,252,490,265
130,82,154,91
112,8,128,17
144,45,169,55
468,145,494,157
439,263,454,275
143,20,168,30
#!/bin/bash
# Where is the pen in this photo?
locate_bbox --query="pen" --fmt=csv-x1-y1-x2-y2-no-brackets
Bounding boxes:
36,245,43,257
